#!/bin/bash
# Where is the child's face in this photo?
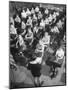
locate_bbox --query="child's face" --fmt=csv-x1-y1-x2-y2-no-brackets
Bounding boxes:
45,32,48,36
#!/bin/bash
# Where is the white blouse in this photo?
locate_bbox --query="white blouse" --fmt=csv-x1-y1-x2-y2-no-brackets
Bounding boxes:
21,11,27,18
10,25,17,34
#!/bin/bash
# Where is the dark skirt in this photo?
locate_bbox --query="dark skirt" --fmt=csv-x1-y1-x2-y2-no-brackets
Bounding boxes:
27,63,41,77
